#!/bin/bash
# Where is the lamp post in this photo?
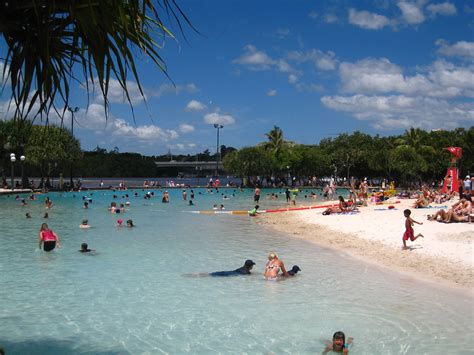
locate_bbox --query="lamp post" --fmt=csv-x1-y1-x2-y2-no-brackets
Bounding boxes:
213,124,223,177
67,106,79,188
10,153,16,191
20,155,26,188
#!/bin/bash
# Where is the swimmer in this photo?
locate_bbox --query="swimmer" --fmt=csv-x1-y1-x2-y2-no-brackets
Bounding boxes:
126,219,135,228
78,243,95,253
323,331,353,354
43,212,49,219
209,259,256,277
264,252,288,280
287,265,301,276
83,201,89,209
38,223,61,251
189,199,194,206
117,218,123,227
80,219,90,229
219,204,225,210
26,212,32,218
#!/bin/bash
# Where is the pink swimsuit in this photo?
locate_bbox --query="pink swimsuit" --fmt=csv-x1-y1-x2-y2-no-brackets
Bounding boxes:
41,230,56,242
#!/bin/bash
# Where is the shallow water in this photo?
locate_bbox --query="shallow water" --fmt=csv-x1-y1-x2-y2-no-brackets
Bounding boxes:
0,189,472,354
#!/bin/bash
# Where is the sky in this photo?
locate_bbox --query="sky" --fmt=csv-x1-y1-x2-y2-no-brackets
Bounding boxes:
1,0,473,156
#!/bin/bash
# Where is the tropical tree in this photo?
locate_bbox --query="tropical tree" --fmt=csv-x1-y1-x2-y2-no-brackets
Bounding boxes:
25,125,81,180
0,0,193,123
264,126,284,157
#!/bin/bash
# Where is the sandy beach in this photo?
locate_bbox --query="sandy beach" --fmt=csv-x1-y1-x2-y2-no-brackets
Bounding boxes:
260,197,474,290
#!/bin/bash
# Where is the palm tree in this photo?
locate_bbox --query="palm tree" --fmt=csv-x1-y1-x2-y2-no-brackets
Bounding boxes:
395,128,434,154
264,125,284,157
0,0,194,123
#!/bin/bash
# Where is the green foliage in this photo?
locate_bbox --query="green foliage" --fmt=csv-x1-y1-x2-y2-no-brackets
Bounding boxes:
25,125,81,176
0,0,193,122
228,126,474,186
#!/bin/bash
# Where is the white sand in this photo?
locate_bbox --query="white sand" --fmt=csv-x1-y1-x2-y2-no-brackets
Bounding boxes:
260,198,474,289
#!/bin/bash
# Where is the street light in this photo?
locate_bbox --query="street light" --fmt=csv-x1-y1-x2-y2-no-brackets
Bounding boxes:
67,106,79,188
10,153,16,191
213,124,223,177
20,155,26,189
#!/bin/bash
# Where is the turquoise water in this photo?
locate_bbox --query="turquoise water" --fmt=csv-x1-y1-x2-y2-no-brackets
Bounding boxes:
0,189,472,354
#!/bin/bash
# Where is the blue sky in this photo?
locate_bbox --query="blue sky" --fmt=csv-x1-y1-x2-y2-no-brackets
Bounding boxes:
1,0,473,155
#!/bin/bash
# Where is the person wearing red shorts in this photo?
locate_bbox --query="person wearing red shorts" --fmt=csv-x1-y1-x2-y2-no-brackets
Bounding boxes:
402,209,424,249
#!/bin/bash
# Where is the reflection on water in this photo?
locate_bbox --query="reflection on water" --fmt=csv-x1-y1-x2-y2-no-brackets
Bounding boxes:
0,189,472,354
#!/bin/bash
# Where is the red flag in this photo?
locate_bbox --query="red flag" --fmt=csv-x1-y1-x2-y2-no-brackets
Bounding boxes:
446,147,462,159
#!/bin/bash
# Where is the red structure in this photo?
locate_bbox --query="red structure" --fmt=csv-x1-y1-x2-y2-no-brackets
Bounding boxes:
441,147,462,193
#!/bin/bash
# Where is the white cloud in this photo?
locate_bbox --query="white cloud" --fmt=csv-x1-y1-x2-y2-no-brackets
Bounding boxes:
185,100,207,111
324,14,338,23
397,1,425,24
321,94,474,130
150,83,199,98
348,8,391,30
338,57,474,98
233,45,300,83
288,49,338,71
106,78,146,105
275,28,290,39
436,40,474,60
69,102,180,142
178,123,195,133
233,45,275,70
267,89,277,96
427,2,457,16
288,74,298,84
203,112,235,125
113,119,178,141
308,11,318,19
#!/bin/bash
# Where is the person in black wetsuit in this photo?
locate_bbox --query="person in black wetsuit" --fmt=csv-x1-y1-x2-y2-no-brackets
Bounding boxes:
209,259,256,277
288,265,301,276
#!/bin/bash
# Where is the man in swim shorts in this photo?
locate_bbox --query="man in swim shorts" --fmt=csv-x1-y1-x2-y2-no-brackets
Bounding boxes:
209,259,256,277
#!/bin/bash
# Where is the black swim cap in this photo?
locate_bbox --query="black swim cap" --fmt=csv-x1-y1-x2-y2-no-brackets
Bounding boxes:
245,259,256,267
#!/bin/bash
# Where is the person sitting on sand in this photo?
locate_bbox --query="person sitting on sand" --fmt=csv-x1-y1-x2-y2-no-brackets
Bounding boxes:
323,331,353,354
264,252,288,280
402,209,424,249
323,196,348,215
209,259,256,277
429,197,472,223
413,185,431,208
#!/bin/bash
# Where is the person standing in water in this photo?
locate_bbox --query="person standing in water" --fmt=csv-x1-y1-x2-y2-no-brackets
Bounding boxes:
38,223,61,251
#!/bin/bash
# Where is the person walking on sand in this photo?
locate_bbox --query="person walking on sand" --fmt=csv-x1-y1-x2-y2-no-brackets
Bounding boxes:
402,209,424,249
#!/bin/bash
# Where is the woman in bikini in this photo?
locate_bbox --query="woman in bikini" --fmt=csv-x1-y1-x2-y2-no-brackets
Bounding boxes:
264,252,288,280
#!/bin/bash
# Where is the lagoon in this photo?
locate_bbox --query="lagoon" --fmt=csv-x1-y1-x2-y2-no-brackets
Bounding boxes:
0,189,472,354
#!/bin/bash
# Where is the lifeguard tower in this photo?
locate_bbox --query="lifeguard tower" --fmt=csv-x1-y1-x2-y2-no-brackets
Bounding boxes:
441,147,462,193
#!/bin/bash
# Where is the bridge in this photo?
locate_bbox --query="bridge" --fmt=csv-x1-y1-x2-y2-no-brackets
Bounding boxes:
155,161,224,171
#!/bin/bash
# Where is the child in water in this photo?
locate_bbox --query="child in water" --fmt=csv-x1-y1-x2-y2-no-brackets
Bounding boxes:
323,331,353,354
402,209,424,249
